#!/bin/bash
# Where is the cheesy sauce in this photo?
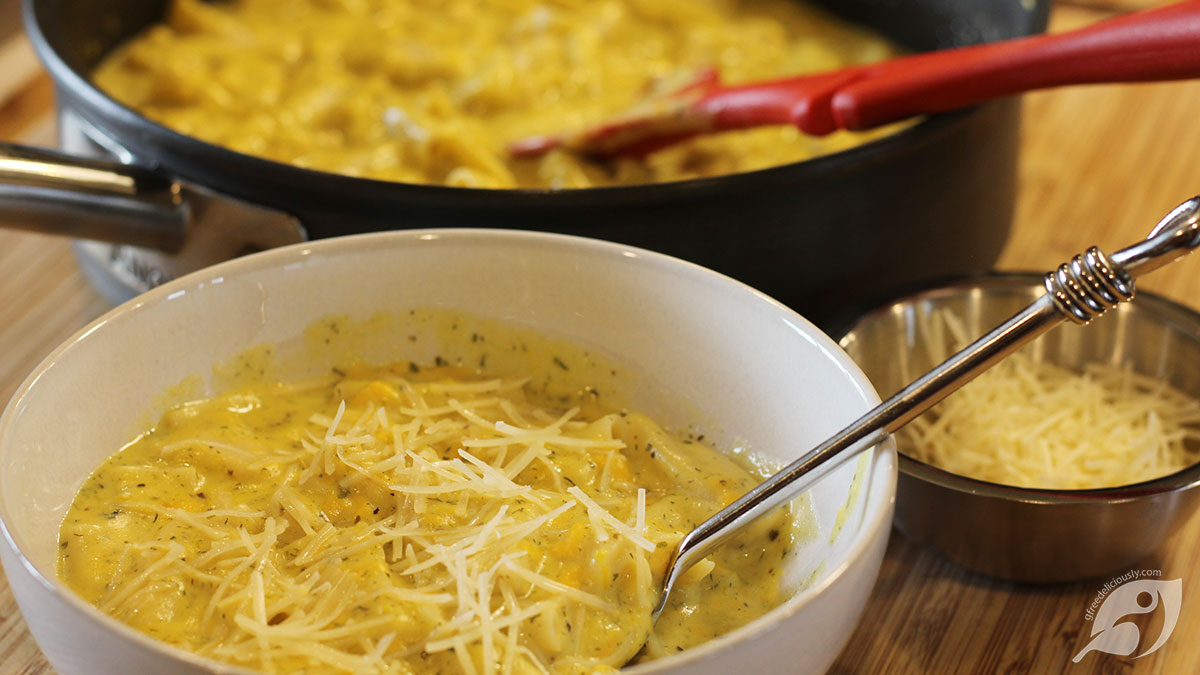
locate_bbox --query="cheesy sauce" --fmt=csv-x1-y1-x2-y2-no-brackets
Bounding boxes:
58,363,798,674
93,0,901,188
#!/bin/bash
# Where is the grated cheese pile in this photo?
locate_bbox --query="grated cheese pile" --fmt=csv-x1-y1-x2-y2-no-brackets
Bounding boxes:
900,311,1200,489
58,364,791,674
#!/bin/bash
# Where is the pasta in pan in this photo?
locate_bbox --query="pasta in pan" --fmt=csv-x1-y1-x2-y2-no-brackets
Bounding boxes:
93,0,900,188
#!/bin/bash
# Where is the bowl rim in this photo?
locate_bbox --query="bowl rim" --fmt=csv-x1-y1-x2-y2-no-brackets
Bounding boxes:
835,270,1200,504
0,227,897,673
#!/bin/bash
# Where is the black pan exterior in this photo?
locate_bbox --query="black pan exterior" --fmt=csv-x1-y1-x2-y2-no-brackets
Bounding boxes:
25,0,1052,324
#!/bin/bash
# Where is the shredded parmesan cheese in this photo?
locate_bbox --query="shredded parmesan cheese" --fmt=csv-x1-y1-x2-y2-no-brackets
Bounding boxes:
58,364,795,674
901,309,1200,489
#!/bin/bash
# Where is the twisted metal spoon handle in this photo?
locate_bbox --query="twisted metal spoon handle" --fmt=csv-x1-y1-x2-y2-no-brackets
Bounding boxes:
653,196,1200,620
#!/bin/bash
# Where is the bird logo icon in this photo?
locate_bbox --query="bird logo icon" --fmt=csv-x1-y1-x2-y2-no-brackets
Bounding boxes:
1072,578,1182,662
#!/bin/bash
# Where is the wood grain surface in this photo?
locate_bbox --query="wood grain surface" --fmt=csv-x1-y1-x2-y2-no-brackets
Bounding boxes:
3,2,1200,673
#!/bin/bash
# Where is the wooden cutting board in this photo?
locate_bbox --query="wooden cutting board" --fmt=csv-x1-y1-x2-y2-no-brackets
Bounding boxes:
2,1,1200,673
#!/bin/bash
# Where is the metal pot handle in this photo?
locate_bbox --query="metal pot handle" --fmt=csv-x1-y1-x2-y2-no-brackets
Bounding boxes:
0,141,188,251
0,139,306,296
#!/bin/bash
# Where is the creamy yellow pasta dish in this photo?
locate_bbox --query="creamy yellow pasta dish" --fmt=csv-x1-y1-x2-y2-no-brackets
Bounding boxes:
58,362,798,674
93,0,900,188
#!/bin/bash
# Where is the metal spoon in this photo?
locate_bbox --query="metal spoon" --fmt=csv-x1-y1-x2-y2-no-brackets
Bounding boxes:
652,196,1200,621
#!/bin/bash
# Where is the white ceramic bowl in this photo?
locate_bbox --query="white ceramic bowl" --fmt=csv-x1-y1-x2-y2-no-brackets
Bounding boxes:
0,230,896,675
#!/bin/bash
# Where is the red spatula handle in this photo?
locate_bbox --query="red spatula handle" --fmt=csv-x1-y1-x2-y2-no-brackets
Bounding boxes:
833,0,1200,130
692,69,869,136
510,0,1200,157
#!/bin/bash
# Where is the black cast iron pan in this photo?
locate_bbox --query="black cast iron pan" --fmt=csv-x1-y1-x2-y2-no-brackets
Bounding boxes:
3,0,1052,323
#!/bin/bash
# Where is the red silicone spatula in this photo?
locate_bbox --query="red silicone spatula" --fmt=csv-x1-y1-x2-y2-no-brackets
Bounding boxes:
509,0,1200,159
